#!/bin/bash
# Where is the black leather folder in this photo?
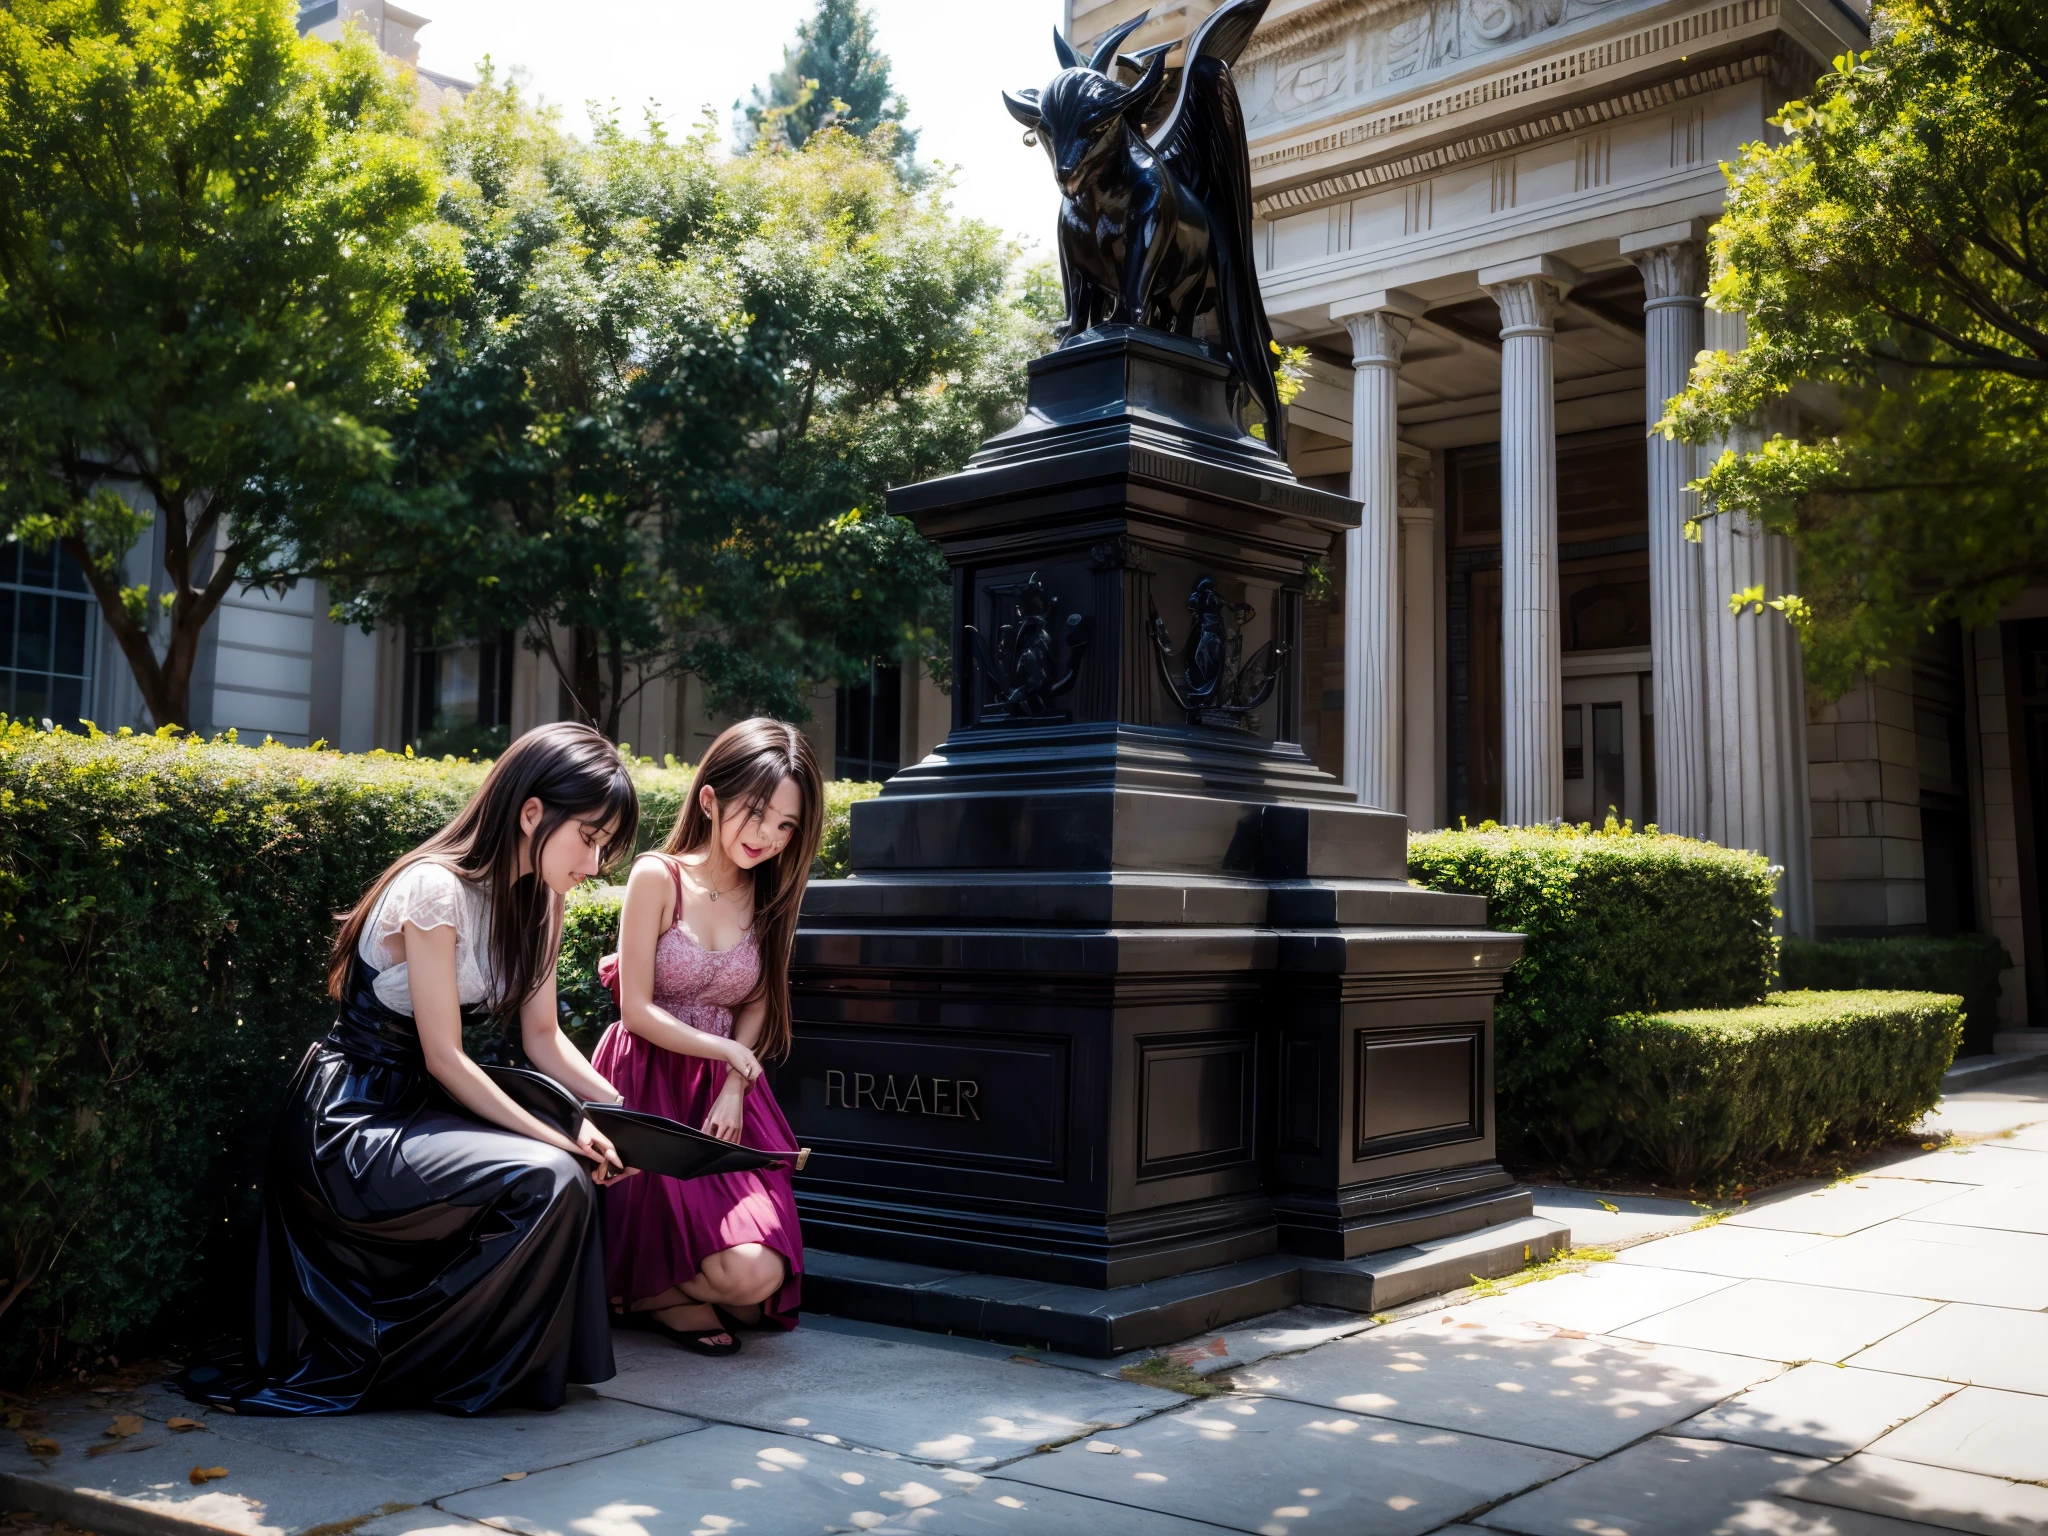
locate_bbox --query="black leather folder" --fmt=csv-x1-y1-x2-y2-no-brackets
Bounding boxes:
483,1064,804,1181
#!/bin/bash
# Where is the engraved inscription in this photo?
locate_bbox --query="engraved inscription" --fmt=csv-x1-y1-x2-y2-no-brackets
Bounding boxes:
825,1069,983,1120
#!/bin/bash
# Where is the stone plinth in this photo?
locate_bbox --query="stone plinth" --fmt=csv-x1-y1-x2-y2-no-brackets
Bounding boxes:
778,326,1526,1341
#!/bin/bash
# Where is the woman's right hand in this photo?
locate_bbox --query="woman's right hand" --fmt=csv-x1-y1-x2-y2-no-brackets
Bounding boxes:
720,1038,763,1086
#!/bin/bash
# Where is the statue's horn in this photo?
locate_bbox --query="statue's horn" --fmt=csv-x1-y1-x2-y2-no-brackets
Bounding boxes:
1088,12,1150,73
1053,26,1081,68
1113,48,1167,114
1002,88,1043,129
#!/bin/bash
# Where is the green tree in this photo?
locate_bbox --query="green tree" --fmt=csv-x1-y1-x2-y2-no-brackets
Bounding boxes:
346,76,1040,730
741,0,916,173
0,0,450,728
1662,0,2048,692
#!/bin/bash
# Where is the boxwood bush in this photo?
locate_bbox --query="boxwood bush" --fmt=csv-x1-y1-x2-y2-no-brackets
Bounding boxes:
1408,822,1781,1166
1596,992,1962,1186
1779,933,2010,1058
0,722,874,1374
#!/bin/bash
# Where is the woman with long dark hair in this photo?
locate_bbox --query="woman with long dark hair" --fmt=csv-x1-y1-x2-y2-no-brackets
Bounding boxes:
179,722,640,1415
594,718,823,1354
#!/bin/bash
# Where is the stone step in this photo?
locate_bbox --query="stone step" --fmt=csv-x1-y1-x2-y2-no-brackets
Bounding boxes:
803,1205,1572,1356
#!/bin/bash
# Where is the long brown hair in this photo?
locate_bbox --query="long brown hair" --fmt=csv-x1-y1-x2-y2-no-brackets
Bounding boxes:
329,722,640,1013
663,718,824,1061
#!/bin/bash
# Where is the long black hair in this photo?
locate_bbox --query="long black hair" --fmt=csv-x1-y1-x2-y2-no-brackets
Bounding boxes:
329,721,639,1015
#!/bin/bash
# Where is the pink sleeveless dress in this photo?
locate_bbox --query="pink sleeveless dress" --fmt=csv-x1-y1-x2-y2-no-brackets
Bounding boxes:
591,867,803,1327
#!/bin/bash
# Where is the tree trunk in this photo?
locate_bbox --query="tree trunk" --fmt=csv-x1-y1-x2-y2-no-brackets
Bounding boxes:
569,625,604,729
61,525,236,731
603,635,625,743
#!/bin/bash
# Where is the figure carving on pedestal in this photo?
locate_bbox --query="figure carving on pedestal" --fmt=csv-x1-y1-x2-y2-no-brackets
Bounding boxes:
1002,0,1286,456
1151,576,1287,731
969,575,1093,722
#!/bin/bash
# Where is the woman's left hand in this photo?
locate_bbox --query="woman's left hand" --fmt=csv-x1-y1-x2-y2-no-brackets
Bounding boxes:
702,1086,746,1144
578,1120,636,1184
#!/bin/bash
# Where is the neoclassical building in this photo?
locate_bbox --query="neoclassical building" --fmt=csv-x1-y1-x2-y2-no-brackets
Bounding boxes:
1062,0,2044,1041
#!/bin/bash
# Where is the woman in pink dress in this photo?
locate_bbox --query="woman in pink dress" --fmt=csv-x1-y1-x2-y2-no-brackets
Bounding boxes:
593,719,824,1355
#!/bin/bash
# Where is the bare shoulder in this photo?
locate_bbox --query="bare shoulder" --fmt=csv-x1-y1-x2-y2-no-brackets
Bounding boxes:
622,853,679,925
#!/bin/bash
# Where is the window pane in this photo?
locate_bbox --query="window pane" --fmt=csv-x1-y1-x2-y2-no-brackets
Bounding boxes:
14,676,47,723
17,593,50,673
50,675,82,728
1562,705,1584,781
434,643,482,729
54,597,88,676
55,544,88,593
0,588,13,671
18,543,53,588
1592,702,1625,818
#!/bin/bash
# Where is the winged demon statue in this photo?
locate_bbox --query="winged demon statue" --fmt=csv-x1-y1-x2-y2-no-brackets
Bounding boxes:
1003,0,1285,457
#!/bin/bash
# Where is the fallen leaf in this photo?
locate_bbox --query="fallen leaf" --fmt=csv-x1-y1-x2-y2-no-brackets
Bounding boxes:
502,1471,527,1480
87,1437,160,1459
190,1466,229,1484
24,1435,58,1457
1555,1329,1588,1339
106,1414,144,1438
167,1417,202,1432
1083,1441,1120,1454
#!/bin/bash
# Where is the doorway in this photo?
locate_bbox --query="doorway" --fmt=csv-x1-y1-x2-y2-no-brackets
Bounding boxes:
1562,672,1645,827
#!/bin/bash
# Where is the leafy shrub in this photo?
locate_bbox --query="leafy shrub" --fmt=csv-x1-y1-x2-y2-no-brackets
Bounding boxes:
1408,822,1780,1164
1780,933,2010,1058
1596,991,1962,1187
0,723,873,1375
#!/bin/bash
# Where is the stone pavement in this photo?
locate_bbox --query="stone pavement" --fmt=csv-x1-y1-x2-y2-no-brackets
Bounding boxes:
7,1068,2047,1536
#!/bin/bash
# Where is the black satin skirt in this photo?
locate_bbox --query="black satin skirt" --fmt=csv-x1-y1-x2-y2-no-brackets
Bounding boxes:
178,972,614,1416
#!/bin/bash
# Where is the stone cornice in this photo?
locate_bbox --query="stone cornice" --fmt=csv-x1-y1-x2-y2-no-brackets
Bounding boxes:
1253,48,1775,218
1249,0,1784,183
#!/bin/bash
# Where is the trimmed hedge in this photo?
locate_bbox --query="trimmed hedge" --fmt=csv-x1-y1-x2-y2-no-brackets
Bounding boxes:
1780,933,2010,1058
1408,822,1781,1165
0,722,875,1373
1596,991,1962,1186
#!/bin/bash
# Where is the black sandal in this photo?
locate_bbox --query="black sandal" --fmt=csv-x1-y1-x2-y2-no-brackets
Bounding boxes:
614,1306,742,1357
713,1303,774,1335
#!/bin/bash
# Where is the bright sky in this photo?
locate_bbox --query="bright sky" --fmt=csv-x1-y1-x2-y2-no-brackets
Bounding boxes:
412,0,1068,252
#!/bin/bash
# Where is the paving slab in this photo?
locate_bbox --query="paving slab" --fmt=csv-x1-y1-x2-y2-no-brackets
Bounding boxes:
1986,1120,2048,1152
1611,1225,1834,1280
1862,1144,2048,1187
1528,1187,1704,1249
1231,1317,1776,1459
1759,1220,2048,1309
1723,1182,1973,1238
1860,1385,2048,1484
1916,1078,2048,1141
0,1400,435,1536
1780,1453,2048,1536
1477,1435,1842,1536
1130,1306,1380,1380
1420,1262,1737,1338
1846,1302,2048,1393
440,1422,1231,1536
998,1394,1581,1536
1674,1366,1962,1461
593,1323,1180,1466
1614,1280,1940,1364
1907,1180,2048,1237
129,1384,700,1493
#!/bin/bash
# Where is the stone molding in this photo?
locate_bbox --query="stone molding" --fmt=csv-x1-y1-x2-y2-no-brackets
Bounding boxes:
1254,49,1772,217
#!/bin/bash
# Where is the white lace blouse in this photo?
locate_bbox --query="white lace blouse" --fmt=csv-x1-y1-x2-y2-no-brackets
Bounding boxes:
358,861,498,1017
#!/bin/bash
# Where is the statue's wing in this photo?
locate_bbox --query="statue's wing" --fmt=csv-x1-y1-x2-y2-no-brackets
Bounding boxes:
1145,0,1266,154
1146,0,1284,456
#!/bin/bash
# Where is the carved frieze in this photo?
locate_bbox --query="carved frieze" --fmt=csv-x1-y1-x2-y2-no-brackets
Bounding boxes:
1242,0,1646,131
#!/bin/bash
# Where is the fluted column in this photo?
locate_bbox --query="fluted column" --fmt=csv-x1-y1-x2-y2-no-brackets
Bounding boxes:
1626,230,1710,837
1699,307,1816,935
1482,263,1572,826
1339,299,1418,810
